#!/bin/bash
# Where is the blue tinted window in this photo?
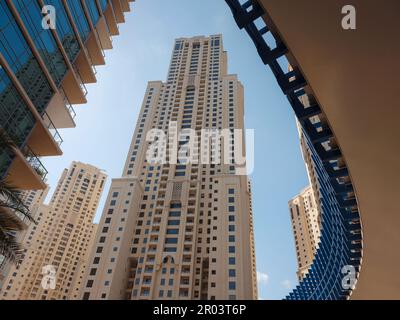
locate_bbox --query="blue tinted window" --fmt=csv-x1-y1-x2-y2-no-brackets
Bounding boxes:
0,2,53,115
98,0,108,12
14,0,68,86
66,0,90,41
44,0,81,63
167,220,180,226
86,0,100,26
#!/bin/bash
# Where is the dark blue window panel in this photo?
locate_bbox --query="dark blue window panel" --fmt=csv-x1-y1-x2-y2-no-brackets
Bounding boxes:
98,0,108,12
66,0,90,42
43,0,81,63
14,0,68,86
0,69,36,177
86,0,100,26
0,2,53,115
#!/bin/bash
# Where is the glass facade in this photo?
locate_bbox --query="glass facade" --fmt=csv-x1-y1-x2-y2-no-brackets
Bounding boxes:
14,0,68,86
66,0,91,42
0,2,53,115
0,0,129,181
44,0,81,64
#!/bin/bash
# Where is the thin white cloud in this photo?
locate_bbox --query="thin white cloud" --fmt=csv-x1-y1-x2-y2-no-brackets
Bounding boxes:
281,279,292,289
257,271,269,285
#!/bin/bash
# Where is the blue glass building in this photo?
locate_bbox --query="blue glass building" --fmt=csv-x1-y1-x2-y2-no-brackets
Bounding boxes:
0,0,135,190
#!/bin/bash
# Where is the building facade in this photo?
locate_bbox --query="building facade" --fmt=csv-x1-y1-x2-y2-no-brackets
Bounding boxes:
0,0,135,191
0,162,106,300
0,186,49,287
288,186,320,281
80,35,257,300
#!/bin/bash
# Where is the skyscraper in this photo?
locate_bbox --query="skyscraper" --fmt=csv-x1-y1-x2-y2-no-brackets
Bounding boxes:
0,0,135,191
80,35,257,300
288,107,322,281
1,162,106,300
0,186,49,288
288,186,320,281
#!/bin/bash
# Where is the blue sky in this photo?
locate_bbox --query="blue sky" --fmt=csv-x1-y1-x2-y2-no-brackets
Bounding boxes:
41,0,309,300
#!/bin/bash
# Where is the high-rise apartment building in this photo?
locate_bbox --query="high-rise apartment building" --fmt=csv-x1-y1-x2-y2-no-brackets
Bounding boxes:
0,0,135,191
80,35,257,300
0,187,49,287
288,186,320,281
1,162,106,300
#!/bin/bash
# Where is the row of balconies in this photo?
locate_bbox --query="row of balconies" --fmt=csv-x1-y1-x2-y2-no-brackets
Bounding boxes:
4,0,134,190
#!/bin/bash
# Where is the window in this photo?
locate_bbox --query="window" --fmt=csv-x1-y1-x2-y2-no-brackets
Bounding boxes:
167,220,180,226
229,246,235,253
169,211,181,217
229,282,236,290
229,257,236,265
228,236,235,242
229,269,236,277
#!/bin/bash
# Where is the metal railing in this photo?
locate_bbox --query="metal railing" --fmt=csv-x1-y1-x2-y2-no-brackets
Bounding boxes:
59,87,76,120
41,112,63,147
72,66,89,96
24,145,49,181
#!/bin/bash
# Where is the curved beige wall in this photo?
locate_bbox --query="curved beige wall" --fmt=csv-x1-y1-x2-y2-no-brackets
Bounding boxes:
257,0,400,299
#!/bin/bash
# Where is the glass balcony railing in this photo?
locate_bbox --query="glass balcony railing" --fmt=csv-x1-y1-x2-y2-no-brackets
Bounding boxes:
23,145,48,181
72,66,89,96
59,88,76,120
41,112,63,147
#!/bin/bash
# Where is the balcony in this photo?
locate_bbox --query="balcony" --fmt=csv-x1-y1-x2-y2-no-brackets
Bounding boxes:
60,65,89,104
112,0,125,23
45,90,76,129
6,146,47,190
27,112,62,157
95,16,113,50
121,0,131,12
104,3,119,36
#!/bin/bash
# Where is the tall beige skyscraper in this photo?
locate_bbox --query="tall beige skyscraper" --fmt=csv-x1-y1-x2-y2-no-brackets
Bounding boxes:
288,186,320,281
0,187,49,287
1,162,106,300
80,35,257,300
289,117,322,281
